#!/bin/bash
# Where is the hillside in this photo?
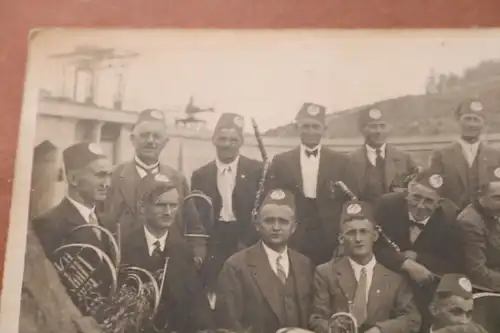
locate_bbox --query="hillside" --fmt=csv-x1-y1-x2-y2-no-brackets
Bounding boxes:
265,61,500,138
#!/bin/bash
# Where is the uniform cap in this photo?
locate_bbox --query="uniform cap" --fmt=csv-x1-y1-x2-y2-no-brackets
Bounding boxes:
455,99,485,119
134,109,166,128
63,142,107,172
295,103,326,124
214,113,245,137
358,106,386,129
436,274,473,300
138,173,178,202
340,200,373,224
410,168,445,196
261,188,296,211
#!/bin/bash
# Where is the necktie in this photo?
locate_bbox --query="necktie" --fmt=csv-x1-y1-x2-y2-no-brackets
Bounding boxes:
409,220,425,243
351,267,368,326
305,149,318,158
375,148,384,168
152,240,162,257
88,211,101,241
219,166,234,221
276,255,287,284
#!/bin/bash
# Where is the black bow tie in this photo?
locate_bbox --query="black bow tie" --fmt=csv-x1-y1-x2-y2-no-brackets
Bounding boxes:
409,220,425,230
305,149,318,158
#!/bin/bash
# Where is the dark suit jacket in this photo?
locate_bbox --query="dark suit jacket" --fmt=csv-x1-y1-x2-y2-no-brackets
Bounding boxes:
103,159,205,239
432,322,489,333
215,242,314,333
32,197,103,258
310,257,421,333
456,203,500,292
266,146,350,252
345,144,418,203
122,227,215,333
429,142,500,209
190,155,263,246
373,192,462,275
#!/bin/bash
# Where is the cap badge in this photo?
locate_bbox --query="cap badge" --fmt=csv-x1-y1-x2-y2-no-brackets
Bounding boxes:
346,203,362,215
154,174,170,183
369,108,382,120
494,168,500,179
428,174,443,189
150,110,164,120
470,101,483,112
307,104,321,116
233,115,244,128
270,190,286,200
458,277,472,293
88,143,104,156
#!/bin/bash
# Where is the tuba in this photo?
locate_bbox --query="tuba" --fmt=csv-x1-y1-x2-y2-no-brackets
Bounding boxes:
328,312,358,333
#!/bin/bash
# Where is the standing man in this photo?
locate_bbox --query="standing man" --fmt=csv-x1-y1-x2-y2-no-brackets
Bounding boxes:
191,113,263,294
216,189,313,333
266,102,350,265
456,167,500,292
122,174,215,333
429,99,500,210
428,274,488,333
104,109,205,240
310,200,421,333
373,169,462,330
346,105,418,206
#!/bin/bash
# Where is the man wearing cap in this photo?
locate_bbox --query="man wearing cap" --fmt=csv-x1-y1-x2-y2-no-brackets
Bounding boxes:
373,169,462,331
191,113,263,295
427,274,488,333
429,99,500,210
216,189,313,333
346,105,418,207
104,109,204,240
456,167,500,292
310,200,421,333
266,102,350,265
33,142,112,257
121,174,215,333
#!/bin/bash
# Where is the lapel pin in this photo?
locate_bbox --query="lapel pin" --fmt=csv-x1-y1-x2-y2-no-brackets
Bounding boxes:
241,174,246,179
376,289,381,295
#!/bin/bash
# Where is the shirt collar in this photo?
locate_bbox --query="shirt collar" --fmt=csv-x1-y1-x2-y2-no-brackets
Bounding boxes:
66,195,95,223
300,144,321,154
348,255,377,274
457,137,480,150
408,212,431,226
143,226,169,253
365,143,386,156
135,155,160,170
261,241,288,262
216,155,240,172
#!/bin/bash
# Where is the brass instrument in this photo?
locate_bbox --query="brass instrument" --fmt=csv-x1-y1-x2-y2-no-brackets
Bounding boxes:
472,292,500,333
251,117,271,222
328,312,358,333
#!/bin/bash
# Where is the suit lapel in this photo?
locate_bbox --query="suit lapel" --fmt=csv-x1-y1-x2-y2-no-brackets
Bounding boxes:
353,148,367,193
413,210,439,247
291,147,303,193
247,243,285,324
477,143,490,186
335,257,357,304
367,263,389,321
60,198,101,248
232,157,248,210
118,160,141,214
317,147,331,196
289,249,309,326
384,145,397,191
452,143,468,187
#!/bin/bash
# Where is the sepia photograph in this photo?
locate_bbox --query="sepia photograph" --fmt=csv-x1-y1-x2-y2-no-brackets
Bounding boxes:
2,28,500,333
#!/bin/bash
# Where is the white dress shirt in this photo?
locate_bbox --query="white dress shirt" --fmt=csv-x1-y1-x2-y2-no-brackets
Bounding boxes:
458,138,480,168
365,144,386,167
216,156,239,221
300,144,321,199
143,226,169,256
262,242,290,278
135,156,160,178
409,212,430,243
348,256,377,300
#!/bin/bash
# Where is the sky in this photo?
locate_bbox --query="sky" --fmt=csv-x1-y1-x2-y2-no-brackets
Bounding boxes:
28,28,500,131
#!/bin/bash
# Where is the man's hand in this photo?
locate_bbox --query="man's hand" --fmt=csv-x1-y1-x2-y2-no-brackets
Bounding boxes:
402,259,434,284
365,327,382,333
403,250,418,261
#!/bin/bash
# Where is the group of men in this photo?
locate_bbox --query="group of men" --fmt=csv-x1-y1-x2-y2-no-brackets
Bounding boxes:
30,98,500,333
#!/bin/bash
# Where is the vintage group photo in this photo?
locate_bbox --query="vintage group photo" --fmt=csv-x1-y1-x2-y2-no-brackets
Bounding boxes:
2,29,500,333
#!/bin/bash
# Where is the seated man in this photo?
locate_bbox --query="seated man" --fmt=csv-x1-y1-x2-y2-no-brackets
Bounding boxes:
310,200,421,333
121,174,215,333
428,274,488,333
456,167,500,291
216,189,313,333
